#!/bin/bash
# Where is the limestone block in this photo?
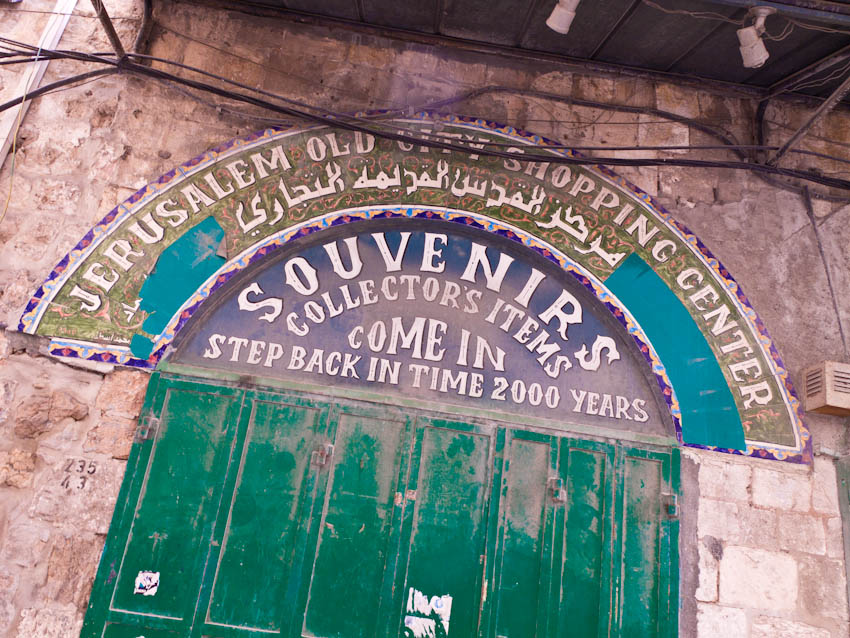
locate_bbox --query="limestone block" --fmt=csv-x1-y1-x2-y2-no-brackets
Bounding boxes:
0,330,8,359
751,466,812,512
95,369,149,419
84,415,136,460
0,520,51,568
48,391,89,423
638,114,689,152
0,378,17,426
13,395,50,439
15,605,81,638
696,603,747,638
656,82,701,119
0,568,19,631
812,457,841,515
44,533,104,611
531,71,573,95
734,503,779,548
825,517,845,559
572,75,615,102
29,457,125,535
798,556,849,620
718,546,797,611
696,538,720,602
0,449,36,488
698,459,752,503
13,389,89,439
751,616,830,638
777,512,827,555
699,499,740,541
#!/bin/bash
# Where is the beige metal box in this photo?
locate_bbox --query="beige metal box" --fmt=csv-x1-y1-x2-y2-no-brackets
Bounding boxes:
803,361,850,416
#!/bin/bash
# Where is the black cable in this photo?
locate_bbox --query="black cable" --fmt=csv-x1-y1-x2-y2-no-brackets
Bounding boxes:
4,40,850,194
114,60,850,191
0,68,117,113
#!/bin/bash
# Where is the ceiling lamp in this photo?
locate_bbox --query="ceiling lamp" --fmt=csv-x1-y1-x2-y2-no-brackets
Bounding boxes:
737,6,775,69
546,0,581,35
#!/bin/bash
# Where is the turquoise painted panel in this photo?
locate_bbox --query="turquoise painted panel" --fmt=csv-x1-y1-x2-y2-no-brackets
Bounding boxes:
130,217,225,358
606,253,745,450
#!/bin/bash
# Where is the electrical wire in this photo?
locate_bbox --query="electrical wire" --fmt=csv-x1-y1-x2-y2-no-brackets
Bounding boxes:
640,0,743,25
763,20,795,42
0,6,141,20
3,40,850,195
788,17,850,36
785,60,850,93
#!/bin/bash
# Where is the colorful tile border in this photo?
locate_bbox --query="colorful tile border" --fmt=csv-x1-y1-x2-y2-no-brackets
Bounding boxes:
19,113,809,463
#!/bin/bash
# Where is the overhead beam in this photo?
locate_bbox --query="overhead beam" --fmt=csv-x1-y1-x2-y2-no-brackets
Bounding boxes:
589,0,642,60
768,42,850,97
706,0,850,26
90,0,126,58
197,0,766,99
515,0,543,48
767,70,850,165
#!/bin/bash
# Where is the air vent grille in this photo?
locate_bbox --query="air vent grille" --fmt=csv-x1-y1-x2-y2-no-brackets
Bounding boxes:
806,368,823,397
833,370,850,394
802,361,850,415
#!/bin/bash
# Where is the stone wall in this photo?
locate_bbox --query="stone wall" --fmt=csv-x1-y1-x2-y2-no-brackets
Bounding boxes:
685,449,849,636
0,0,849,635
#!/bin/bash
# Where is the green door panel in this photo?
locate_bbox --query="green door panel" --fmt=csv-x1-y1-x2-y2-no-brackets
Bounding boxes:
492,433,557,638
302,410,408,638
399,421,493,638
616,449,671,638
103,622,182,638
558,441,615,638
110,386,242,624
84,373,679,638
203,399,328,633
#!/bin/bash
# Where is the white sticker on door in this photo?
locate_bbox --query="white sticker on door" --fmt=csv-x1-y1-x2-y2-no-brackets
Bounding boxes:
133,571,160,596
402,588,452,637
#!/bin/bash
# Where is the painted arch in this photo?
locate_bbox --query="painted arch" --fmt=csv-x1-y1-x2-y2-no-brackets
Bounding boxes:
18,113,809,462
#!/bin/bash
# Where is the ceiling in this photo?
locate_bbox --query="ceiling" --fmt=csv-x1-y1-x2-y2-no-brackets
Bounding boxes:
207,0,850,102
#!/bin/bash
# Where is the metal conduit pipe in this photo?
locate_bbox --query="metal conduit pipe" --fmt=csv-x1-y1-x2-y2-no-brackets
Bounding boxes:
134,0,154,54
708,0,850,26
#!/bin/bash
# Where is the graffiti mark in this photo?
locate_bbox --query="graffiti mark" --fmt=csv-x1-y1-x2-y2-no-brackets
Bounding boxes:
402,588,452,637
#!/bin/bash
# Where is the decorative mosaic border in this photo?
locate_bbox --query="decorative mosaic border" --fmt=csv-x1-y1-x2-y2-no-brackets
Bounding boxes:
19,113,810,463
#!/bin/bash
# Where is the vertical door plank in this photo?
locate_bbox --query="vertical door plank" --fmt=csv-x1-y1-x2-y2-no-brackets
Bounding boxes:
618,452,664,638
493,436,553,638
559,443,612,638
204,400,324,632
302,412,406,637
111,387,240,623
400,422,492,638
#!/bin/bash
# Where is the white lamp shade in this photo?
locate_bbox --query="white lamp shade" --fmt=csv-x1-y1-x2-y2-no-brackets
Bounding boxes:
546,0,580,34
737,26,769,68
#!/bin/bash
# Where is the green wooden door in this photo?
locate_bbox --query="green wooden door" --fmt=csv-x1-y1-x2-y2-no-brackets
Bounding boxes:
395,418,497,638
86,376,245,637
83,374,678,638
487,435,678,638
196,391,332,637
300,404,411,638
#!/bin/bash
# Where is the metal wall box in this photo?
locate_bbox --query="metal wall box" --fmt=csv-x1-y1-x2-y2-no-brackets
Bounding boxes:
803,361,850,415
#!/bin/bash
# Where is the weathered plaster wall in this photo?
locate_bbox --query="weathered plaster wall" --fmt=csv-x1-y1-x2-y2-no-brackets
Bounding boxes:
0,0,849,636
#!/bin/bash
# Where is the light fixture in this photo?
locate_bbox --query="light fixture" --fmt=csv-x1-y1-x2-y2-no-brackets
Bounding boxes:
546,0,581,35
737,6,775,69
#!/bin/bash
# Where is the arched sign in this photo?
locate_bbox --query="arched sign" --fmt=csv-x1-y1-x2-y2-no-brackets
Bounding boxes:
18,113,809,462
170,218,670,439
